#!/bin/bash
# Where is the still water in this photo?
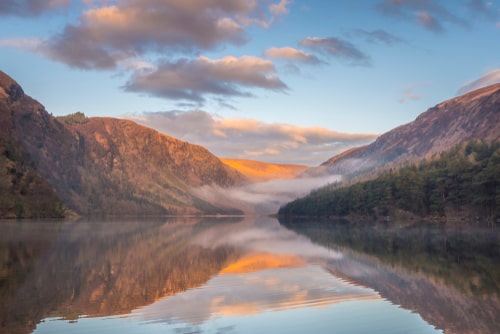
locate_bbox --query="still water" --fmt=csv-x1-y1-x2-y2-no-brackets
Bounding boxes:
0,217,498,334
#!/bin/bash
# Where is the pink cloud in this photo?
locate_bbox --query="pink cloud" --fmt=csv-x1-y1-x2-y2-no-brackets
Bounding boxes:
125,110,378,165
264,47,321,64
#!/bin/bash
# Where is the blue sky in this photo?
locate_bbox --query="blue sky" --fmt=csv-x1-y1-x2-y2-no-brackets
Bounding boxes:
1,0,499,165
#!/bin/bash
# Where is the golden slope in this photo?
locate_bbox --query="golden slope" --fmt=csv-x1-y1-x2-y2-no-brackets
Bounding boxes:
220,158,308,182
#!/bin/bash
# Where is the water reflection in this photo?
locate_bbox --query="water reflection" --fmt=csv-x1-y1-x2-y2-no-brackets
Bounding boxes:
280,218,500,334
1,217,496,333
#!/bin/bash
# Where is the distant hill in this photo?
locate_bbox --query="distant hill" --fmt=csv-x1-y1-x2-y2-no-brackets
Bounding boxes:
0,70,247,217
280,84,500,220
220,158,308,182
308,83,500,177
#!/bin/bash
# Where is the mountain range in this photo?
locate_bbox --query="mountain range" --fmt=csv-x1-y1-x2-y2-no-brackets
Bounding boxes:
1,69,499,218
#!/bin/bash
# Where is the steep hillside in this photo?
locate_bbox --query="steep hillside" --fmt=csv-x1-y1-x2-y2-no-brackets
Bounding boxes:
0,70,246,217
0,71,65,218
310,84,500,177
220,158,308,182
279,141,500,219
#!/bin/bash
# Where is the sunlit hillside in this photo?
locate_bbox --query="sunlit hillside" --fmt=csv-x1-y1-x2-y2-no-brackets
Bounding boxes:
221,158,308,182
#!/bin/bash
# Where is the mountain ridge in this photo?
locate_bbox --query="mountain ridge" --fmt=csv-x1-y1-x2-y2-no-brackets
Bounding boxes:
308,83,500,177
0,70,247,217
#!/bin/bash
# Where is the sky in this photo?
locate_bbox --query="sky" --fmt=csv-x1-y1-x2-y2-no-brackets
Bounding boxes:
1,0,499,165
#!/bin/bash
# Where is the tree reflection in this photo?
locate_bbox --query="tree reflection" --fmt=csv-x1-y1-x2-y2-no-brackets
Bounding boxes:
280,218,500,334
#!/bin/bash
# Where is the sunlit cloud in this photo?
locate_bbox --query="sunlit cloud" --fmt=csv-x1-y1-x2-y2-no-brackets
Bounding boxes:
125,110,378,166
0,0,69,17
37,0,289,70
264,47,322,64
124,55,287,103
299,37,370,66
457,69,500,94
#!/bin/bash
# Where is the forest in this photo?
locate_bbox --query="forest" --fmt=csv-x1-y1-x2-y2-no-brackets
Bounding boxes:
279,140,500,220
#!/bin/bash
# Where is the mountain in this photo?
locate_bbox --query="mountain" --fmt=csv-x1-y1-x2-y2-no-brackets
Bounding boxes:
309,83,500,177
220,158,308,182
0,72,65,218
0,70,246,217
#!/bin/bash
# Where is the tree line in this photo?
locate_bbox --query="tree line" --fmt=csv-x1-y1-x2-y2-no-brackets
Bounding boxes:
279,140,500,220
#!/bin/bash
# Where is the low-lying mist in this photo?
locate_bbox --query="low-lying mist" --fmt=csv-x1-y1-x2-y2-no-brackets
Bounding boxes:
194,174,342,215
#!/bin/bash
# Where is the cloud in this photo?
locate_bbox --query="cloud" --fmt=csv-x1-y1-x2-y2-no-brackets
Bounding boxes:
125,110,378,166
398,83,426,104
375,0,469,32
264,47,322,64
269,0,291,17
39,0,289,70
0,0,69,17
415,11,444,33
467,0,500,20
123,55,287,103
299,37,370,66
457,69,500,94
0,37,41,50
350,29,404,45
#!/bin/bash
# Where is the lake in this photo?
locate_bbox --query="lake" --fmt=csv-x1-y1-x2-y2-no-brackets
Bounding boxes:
1,217,498,334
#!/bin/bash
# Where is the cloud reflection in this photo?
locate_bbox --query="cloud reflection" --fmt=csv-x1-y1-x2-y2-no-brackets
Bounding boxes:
133,265,379,325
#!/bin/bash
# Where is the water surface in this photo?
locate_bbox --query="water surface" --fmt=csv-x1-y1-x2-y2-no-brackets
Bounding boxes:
1,217,498,333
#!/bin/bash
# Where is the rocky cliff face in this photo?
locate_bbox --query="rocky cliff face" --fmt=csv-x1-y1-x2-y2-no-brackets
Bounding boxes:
312,84,500,177
0,71,65,217
0,70,246,217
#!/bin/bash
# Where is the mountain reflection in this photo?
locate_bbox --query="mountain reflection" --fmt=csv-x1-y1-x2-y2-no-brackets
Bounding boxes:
0,218,242,334
2,217,497,334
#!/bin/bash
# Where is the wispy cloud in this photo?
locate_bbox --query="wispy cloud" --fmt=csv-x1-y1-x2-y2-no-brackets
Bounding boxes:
0,37,41,50
457,69,500,94
375,0,469,33
264,47,322,64
0,0,69,17
398,82,427,104
467,0,500,20
349,29,404,45
415,10,444,33
125,110,378,166
124,55,287,104
299,37,370,66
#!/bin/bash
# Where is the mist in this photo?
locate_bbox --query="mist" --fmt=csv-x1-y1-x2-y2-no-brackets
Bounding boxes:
194,174,342,215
